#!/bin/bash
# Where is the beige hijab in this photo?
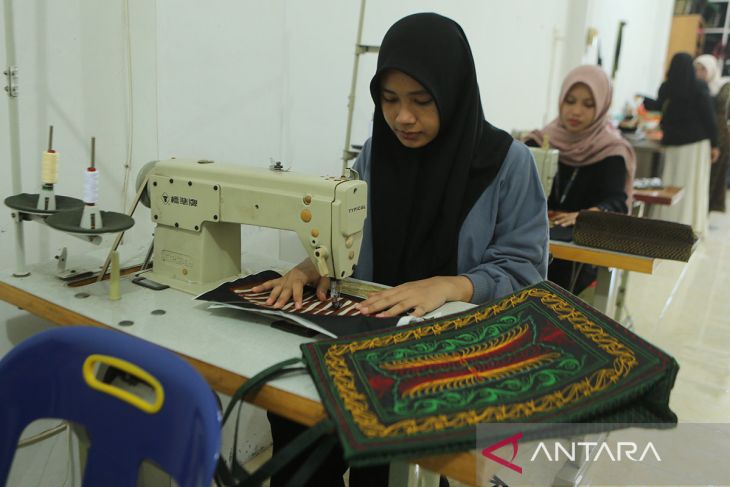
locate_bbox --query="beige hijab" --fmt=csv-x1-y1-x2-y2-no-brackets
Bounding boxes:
527,65,636,209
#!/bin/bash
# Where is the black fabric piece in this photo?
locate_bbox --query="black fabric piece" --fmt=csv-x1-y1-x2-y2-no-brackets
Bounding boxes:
549,225,574,242
655,53,718,147
196,271,401,338
368,13,513,286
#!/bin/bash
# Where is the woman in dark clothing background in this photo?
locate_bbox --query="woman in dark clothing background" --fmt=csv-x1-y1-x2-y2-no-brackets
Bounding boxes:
646,52,718,237
694,54,729,214
527,65,636,294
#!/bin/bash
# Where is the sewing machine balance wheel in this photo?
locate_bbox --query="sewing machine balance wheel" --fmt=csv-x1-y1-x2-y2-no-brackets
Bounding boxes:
4,193,84,216
45,208,134,235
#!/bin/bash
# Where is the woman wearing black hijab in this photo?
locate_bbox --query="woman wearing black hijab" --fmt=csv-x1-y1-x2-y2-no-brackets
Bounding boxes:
645,52,718,237
260,13,548,486
256,13,547,319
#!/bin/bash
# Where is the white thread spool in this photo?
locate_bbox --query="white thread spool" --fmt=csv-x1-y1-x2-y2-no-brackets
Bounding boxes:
83,168,99,204
41,151,58,184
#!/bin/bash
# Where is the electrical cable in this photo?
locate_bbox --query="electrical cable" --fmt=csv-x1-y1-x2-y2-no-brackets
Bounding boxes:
121,0,134,210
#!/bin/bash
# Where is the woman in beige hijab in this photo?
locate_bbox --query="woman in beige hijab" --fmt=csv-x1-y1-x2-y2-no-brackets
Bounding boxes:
526,65,635,294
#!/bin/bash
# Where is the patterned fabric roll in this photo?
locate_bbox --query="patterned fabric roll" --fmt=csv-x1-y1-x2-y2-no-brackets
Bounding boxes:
573,210,697,261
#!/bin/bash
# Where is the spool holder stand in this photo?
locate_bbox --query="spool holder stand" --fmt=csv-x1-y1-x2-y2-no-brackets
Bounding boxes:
4,193,118,279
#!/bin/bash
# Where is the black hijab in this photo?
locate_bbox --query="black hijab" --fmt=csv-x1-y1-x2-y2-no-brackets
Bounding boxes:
666,52,704,99
369,13,513,286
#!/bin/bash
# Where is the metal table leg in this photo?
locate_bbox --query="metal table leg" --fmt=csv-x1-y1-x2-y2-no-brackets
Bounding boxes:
388,461,440,487
592,267,621,319
11,211,30,277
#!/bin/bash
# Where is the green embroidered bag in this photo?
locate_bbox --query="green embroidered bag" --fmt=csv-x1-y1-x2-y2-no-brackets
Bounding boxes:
217,280,679,485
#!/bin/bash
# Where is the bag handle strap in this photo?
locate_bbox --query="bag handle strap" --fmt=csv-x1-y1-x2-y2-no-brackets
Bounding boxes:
216,357,311,486
222,356,304,423
238,418,335,487
284,433,339,487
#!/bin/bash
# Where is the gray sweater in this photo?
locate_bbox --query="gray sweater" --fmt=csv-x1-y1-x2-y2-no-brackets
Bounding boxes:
352,138,549,304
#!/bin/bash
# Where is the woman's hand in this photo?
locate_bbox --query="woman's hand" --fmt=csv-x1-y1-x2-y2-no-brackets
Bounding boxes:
355,276,473,318
550,211,579,227
550,206,601,227
250,259,329,310
711,147,720,163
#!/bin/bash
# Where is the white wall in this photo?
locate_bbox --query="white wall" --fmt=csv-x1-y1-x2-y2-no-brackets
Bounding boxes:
1,0,675,271
584,0,673,116
153,0,575,172
0,0,158,271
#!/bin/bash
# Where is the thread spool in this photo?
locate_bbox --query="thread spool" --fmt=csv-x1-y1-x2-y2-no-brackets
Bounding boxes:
109,250,121,301
83,168,99,205
41,151,58,184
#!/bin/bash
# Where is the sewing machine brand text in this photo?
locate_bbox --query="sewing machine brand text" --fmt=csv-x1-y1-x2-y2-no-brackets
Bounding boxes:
161,250,193,268
348,205,366,213
161,192,198,207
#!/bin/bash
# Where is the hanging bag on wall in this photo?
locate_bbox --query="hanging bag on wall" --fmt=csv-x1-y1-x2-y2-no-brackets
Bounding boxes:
215,280,679,486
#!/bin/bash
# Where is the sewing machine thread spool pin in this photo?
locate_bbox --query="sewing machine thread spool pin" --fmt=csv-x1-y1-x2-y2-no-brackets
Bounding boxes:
81,137,102,230
109,250,121,301
37,125,58,211
43,135,134,236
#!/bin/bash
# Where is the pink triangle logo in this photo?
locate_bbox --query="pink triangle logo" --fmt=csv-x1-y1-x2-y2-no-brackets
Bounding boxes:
481,432,523,474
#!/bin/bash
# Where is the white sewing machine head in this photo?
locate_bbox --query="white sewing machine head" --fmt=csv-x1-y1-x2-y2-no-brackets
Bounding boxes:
528,147,559,197
139,159,367,294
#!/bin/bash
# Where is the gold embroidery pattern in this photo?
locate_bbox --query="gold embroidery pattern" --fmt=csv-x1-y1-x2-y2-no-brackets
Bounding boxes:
379,323,530,372
323,287,639,438
402,351,561,398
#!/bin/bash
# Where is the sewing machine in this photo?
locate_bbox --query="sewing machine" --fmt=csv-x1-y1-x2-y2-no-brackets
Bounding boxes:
528,147,559,197
139,159,367,299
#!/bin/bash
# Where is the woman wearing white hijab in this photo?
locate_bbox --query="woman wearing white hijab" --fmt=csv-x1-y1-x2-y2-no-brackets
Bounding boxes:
695,54,730,213
694,54,725,95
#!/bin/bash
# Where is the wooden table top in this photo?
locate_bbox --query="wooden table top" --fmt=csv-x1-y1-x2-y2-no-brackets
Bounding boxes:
633,186,684,206
549,240,658,274
0,269,482,485
624,134,664,153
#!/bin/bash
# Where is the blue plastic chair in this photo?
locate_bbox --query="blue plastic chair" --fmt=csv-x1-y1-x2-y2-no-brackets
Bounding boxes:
0,326,221,487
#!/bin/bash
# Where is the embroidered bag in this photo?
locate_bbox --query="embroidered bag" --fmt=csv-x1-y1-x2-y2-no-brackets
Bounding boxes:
573,210,697,261
216,280,679,486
